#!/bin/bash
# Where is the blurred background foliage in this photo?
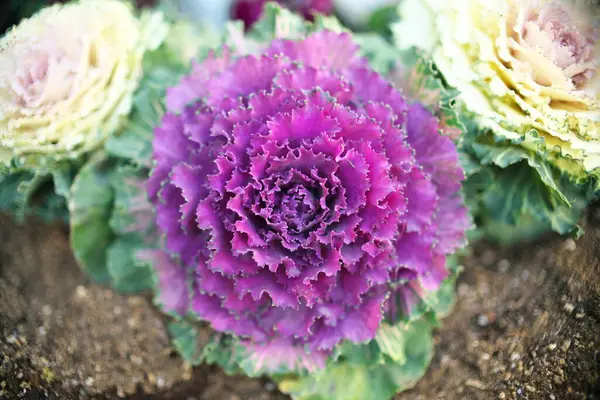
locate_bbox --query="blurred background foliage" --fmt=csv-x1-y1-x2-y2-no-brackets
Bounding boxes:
1,0,401,36
0,0,160,34
1,0,60,34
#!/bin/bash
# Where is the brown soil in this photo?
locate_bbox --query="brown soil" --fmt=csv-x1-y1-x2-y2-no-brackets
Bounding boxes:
1,209,599,400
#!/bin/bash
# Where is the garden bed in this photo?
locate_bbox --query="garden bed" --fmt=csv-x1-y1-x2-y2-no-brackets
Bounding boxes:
1,211,598,400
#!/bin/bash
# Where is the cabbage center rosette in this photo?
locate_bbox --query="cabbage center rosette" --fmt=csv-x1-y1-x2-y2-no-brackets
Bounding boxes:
148,31,468,356
0,0,166,168
395,0,600,179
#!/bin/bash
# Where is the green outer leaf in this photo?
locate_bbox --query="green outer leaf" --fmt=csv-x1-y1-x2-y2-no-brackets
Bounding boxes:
310,13,347,34
105,18,222,165
142,18,220,70
109,165,154,235
459,108,598,245
0,170,23,211
386,263,461,329
69,155,115,283
69,156,157,292
469,141,568,206
375,323,410,364
476,163,589,244
181,316,438,400
168,314,442,400
353,33,397,75
106,234,153,293
201,334,246,375
483,162,550,225
167,320,206,367
51,163,75,198
0,160,78,223
104,67,182,166
70,17,223,290
422,266,461,319
164,270,459,400
477,212,551,246
167,319,253,375
105,164,156,293
248,2,308,41
277,318,434,400
366,5,399,39
460,127,596,244
69,153,157,292
245,2,346,46
166,271,459,400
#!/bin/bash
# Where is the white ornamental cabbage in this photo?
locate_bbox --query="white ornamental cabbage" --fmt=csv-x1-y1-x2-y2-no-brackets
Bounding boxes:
0,0,167,169
395,0,600,181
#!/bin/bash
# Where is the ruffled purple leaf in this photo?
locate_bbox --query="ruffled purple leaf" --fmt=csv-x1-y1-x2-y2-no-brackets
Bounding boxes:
138,249,190,316
239,337,327,375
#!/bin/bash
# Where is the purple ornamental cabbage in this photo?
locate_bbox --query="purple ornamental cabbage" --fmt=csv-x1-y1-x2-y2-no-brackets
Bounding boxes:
148,31,469,356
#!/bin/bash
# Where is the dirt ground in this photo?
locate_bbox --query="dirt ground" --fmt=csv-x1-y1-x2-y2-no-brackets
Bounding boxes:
1,208,599,400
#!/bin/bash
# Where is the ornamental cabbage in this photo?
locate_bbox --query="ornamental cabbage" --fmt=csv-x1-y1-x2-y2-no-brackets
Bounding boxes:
0,0,166,169
147,28,469,353
394,0,600,181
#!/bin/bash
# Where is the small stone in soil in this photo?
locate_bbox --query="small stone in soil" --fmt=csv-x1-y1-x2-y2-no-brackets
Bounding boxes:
497,259,510,273
563,239,576,251
477,314,490,327
563,303,575,313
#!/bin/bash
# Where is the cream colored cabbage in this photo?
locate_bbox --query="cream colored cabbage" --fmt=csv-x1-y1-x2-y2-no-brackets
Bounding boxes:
0,0,167,168
394,0,600,178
